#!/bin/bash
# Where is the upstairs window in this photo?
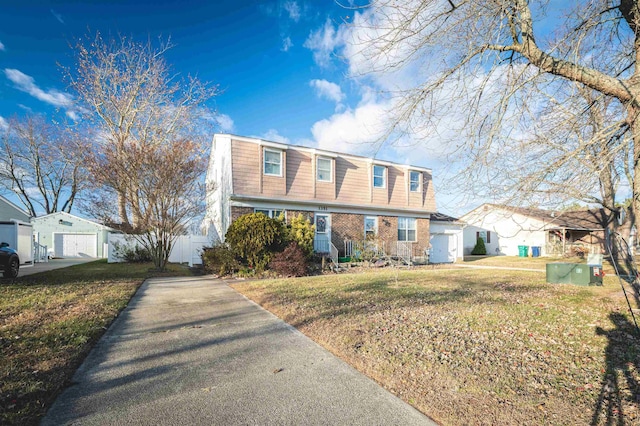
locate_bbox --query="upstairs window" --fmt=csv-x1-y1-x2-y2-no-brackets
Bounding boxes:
373,165,386,188
398,217,417,242
410,171,421,192
317,157,332,182
264,149,282,176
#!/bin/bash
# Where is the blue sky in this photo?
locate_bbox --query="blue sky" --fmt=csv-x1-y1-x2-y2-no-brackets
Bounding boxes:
0,1,573,217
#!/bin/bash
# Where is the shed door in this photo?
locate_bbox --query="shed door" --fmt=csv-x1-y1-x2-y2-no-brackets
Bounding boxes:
54,233,97,258
430,234,456,263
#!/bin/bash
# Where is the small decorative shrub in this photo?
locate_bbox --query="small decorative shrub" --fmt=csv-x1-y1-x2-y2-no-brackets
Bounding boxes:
225,213,288,271
202,245,240,276
112,242,153,263
287,214,315,256
471,237,487,255
269,242,309,277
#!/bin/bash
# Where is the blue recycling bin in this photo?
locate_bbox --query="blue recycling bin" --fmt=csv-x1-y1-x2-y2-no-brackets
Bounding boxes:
531,246,541,257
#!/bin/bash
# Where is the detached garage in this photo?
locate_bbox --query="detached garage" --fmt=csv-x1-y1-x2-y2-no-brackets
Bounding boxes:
32,212,114,259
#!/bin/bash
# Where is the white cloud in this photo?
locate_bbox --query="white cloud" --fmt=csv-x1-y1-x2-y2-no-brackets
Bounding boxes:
283,1,301,22
261,129,290,144
0,116,7,130
309,79,345,104
216,113,235,132
5,68,74,108
303,19,345,68
50,9,64,24
0,41,5,51
281,36,293,52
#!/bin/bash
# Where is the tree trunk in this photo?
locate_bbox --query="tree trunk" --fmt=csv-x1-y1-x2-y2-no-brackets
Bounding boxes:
118,192,129,227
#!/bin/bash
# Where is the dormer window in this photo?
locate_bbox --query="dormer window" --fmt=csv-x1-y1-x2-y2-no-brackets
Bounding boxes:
373,165,386,188
410,171,421,192
264,148,282,176
317,157,332,182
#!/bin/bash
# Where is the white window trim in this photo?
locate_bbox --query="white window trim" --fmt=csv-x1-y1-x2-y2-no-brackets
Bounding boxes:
398,217,417,242
373,165,386,189
263,148,283,177
317,157,332,183
409,171,421,192
364,216,378,239
254,208,286,220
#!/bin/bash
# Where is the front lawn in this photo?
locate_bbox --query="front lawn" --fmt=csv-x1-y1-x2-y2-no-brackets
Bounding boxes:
0,260,194,426
232,269,640,425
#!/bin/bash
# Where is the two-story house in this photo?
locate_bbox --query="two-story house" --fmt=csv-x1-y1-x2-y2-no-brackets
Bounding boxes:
203,134,437,259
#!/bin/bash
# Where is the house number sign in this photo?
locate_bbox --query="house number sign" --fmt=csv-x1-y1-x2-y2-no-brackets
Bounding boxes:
318,206,328,211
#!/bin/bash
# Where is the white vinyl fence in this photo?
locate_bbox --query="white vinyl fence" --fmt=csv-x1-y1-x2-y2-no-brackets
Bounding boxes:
107,233,210,267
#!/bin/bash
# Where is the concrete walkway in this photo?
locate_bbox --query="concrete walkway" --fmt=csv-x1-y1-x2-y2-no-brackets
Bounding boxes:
42,276,435,425
20,258,97,276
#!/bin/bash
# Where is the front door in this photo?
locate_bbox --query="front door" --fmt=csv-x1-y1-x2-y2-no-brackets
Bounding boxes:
314,214,331,253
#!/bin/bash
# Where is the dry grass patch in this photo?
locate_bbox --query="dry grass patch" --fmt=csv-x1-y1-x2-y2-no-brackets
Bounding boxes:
232,269,640,425
0,260,193,425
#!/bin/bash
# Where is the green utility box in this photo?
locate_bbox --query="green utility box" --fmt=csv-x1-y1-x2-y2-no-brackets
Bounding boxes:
546,263,603,286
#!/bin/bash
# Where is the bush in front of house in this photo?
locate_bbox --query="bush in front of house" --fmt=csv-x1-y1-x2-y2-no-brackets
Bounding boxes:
225,212,288,272
269,242,309,277
287,213,315,256
471,237,487,255
202,244,240,276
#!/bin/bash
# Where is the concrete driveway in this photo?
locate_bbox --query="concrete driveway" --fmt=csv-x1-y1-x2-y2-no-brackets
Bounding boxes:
42,276,435,425
19,258,97,276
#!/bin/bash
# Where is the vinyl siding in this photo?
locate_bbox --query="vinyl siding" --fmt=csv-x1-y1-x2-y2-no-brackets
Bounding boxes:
228,137,436,212
231,141,260,195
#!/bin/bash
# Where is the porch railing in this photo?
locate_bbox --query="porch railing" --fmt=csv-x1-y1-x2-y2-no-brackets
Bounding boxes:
396,241,413,265
330,242,339,269
33,242,48,263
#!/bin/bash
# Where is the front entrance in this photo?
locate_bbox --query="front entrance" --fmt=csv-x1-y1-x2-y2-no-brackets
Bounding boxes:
313,214,331,253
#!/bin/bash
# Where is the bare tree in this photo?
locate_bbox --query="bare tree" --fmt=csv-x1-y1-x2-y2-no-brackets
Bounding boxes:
0,115,88,216
342,1,640,227
66,32,217,227
126,139,207,271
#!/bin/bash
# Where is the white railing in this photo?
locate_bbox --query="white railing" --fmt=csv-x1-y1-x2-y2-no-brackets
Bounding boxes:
396,241,413,265
330,242,339,268
33,242,48,263
344,240,353,257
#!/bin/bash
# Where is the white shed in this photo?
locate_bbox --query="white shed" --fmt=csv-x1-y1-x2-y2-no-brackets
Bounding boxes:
429,213,464,263
0,196,34,266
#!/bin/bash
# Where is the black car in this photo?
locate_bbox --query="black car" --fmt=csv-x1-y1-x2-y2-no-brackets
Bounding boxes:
0,242,19,278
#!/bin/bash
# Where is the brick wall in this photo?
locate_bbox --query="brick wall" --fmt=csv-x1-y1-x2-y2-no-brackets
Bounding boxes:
378,216,397,251
230,206,254,223
416,217,430,256
286,210,315,225
331,213,364,255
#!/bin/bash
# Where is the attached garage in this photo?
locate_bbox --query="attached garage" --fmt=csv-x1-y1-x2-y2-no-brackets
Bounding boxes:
54,233,98,258
429,213,464,264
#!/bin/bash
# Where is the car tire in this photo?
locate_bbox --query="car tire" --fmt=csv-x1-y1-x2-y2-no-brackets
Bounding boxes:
3,255,19,278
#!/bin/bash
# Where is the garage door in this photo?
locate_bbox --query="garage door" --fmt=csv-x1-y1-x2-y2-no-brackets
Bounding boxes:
54,233,97,258
430,234,456,263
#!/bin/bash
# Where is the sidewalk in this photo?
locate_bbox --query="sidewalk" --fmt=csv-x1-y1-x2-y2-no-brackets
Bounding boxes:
42,276,435,425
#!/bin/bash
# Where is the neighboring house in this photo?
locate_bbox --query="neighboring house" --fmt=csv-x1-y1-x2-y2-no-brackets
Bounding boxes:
32,212,114,258
429,213,464,263
460,204,607,256
0,195,34,265
203,134,437,260
0,195,31,223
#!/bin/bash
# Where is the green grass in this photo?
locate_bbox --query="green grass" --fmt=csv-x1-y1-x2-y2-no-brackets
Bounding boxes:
232,268,640,425
0,260,194,426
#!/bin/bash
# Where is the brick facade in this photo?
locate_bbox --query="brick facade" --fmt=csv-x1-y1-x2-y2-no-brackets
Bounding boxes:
228,206,430,258
331,213,364,255
230,206,254,223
